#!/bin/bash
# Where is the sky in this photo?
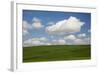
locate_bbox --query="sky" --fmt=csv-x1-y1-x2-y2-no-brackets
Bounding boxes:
22,10,91,47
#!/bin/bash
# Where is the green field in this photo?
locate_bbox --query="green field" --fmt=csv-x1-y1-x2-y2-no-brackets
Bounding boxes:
23,45,91,63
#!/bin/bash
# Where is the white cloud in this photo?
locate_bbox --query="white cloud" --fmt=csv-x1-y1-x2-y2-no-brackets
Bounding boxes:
58,39,66,44
45,43,52,45
24,38,43,47
23,39,32,47
23,37,48,47
77,33,86,38
23,35,90,47
52,39,66,45
40,37,48,41
64,34,90,45
74,39,86,45
31,37,47,41
23,21,32,30
64,35,76,40
23,18,44,36
24,39,32,44
23,29,29,35
84,37,90,44
22,21,32,35
84,37,90,41
73,37,90,45
32,17,44,29
32,40,43,45
46,16,84,34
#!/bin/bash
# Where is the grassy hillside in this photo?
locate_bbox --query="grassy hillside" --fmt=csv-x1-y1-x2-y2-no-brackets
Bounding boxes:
23,45,91,63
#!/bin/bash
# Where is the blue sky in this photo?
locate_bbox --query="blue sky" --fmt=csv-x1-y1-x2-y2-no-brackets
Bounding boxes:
23,10,91,46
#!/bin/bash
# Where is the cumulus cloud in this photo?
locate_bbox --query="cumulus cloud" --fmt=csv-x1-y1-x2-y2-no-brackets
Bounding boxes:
46,16,84,34
24,37,67,47
84,37,90,44
32,40,43,45
22,21,32,35
64,34,90,45
23,37,48,47
40,37,47,41
70,36,90,45
77,33,86,38
73,37,90,45
23,21,32,30
74,39,86,45
23,39,32,47
24,39,32,44
32,37,48,41
45,43,52,45
64,35,76,40
23,39,43,47
52,39,66,45
32,17,44,29
23,36,90,46
23,29,29,35
58,39,66,44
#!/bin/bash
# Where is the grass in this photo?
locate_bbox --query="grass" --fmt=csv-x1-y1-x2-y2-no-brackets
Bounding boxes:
23,45,91,63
